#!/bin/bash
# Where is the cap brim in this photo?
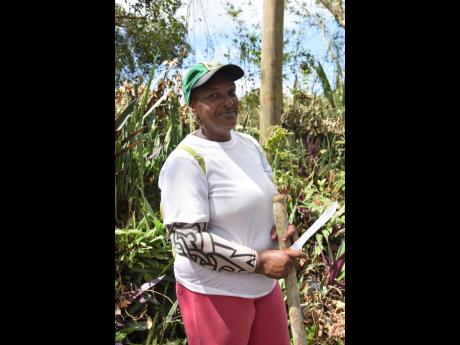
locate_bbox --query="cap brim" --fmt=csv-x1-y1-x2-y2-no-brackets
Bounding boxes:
193,64,244,89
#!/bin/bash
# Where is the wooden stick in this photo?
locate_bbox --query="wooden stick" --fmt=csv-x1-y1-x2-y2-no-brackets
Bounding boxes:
273,194,308,345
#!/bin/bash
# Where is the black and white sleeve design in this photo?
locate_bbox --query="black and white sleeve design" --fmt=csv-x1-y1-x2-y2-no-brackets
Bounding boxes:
166,222,257,273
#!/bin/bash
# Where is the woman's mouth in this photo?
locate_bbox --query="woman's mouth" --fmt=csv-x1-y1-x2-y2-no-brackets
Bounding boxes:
220,110,237,118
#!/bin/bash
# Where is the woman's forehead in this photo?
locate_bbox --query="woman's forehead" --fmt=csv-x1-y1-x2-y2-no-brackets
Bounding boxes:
203,74,235,88
204,81,235,90
196,78,235,93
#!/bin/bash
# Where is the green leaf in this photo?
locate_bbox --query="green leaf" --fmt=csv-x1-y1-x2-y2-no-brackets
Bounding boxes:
165,300,179,323
310,57,335,108
336,239,345,259
142,88,170,123
142,194,156,218
138,51,159,120
115,98,138,131
123,321,148,333
315,233,323,243
115,229,142,236
336,264,345,281
307,324,317,342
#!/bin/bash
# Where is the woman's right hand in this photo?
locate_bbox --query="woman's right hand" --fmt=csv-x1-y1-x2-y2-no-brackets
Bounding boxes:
254,249,307,279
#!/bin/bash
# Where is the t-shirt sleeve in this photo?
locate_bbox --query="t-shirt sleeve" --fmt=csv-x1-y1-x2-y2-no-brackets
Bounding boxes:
241,133,275,182
159,155,209,224
258,144,274,181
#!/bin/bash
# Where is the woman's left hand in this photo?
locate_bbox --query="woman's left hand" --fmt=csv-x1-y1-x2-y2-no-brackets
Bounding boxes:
271,224,299,244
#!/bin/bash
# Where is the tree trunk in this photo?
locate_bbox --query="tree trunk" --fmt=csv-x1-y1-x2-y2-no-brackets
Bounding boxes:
259,0,284,145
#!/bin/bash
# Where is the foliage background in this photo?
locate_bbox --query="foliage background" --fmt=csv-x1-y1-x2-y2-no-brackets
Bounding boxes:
115,1,345,344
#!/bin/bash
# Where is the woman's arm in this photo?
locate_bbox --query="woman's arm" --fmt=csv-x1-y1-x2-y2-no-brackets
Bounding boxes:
167,222,306,278
167,222,257,273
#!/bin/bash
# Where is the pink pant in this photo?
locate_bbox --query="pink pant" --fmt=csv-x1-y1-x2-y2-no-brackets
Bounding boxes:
176,282,290,345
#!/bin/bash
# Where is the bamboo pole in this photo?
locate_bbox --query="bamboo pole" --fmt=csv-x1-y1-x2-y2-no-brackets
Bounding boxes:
273,194,308,345
259,0,284,145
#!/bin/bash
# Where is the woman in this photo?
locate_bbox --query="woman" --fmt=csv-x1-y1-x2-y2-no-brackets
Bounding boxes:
159,62,306,345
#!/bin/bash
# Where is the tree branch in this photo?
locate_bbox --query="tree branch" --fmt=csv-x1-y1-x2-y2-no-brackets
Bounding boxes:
115,15,149,21
318,0,345,28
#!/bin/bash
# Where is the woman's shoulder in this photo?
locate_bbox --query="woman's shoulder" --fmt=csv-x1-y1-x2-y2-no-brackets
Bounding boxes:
161,135,207,173
233,130,256,142
159,146,207,188
233,131,262,150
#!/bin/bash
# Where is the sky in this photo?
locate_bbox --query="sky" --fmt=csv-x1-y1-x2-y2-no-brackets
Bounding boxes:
116,0,344,98
178,0,331,61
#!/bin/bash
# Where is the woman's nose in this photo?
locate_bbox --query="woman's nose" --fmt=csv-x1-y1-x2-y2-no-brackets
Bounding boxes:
224,94,236,107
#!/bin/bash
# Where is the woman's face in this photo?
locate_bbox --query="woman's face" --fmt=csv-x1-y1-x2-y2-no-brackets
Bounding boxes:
190,71,239,141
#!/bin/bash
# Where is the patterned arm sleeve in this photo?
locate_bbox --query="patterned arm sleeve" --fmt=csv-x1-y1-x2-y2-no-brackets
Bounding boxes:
167,222,257,273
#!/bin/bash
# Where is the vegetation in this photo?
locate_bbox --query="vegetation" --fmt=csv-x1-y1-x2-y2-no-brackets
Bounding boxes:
115,0,189,85
115,1,345,344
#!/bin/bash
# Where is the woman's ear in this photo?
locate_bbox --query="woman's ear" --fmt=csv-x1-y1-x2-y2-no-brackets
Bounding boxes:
189,104,201,124
194,112,201,125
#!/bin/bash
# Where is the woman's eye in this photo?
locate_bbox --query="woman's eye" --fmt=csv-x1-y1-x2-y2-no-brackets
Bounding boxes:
208,93,218,99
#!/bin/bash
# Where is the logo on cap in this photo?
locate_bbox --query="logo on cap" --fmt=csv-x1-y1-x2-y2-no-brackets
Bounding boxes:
202,62,222,70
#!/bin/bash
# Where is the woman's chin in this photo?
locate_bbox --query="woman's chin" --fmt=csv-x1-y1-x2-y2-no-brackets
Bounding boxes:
219,119,237,131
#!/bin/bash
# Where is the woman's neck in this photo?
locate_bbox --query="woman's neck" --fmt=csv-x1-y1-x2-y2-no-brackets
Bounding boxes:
194,127,231,142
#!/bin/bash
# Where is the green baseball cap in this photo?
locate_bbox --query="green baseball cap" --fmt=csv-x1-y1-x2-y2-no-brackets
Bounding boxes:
182,62,244,105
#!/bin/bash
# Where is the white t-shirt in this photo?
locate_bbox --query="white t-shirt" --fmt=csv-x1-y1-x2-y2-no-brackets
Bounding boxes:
159,130,278,298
